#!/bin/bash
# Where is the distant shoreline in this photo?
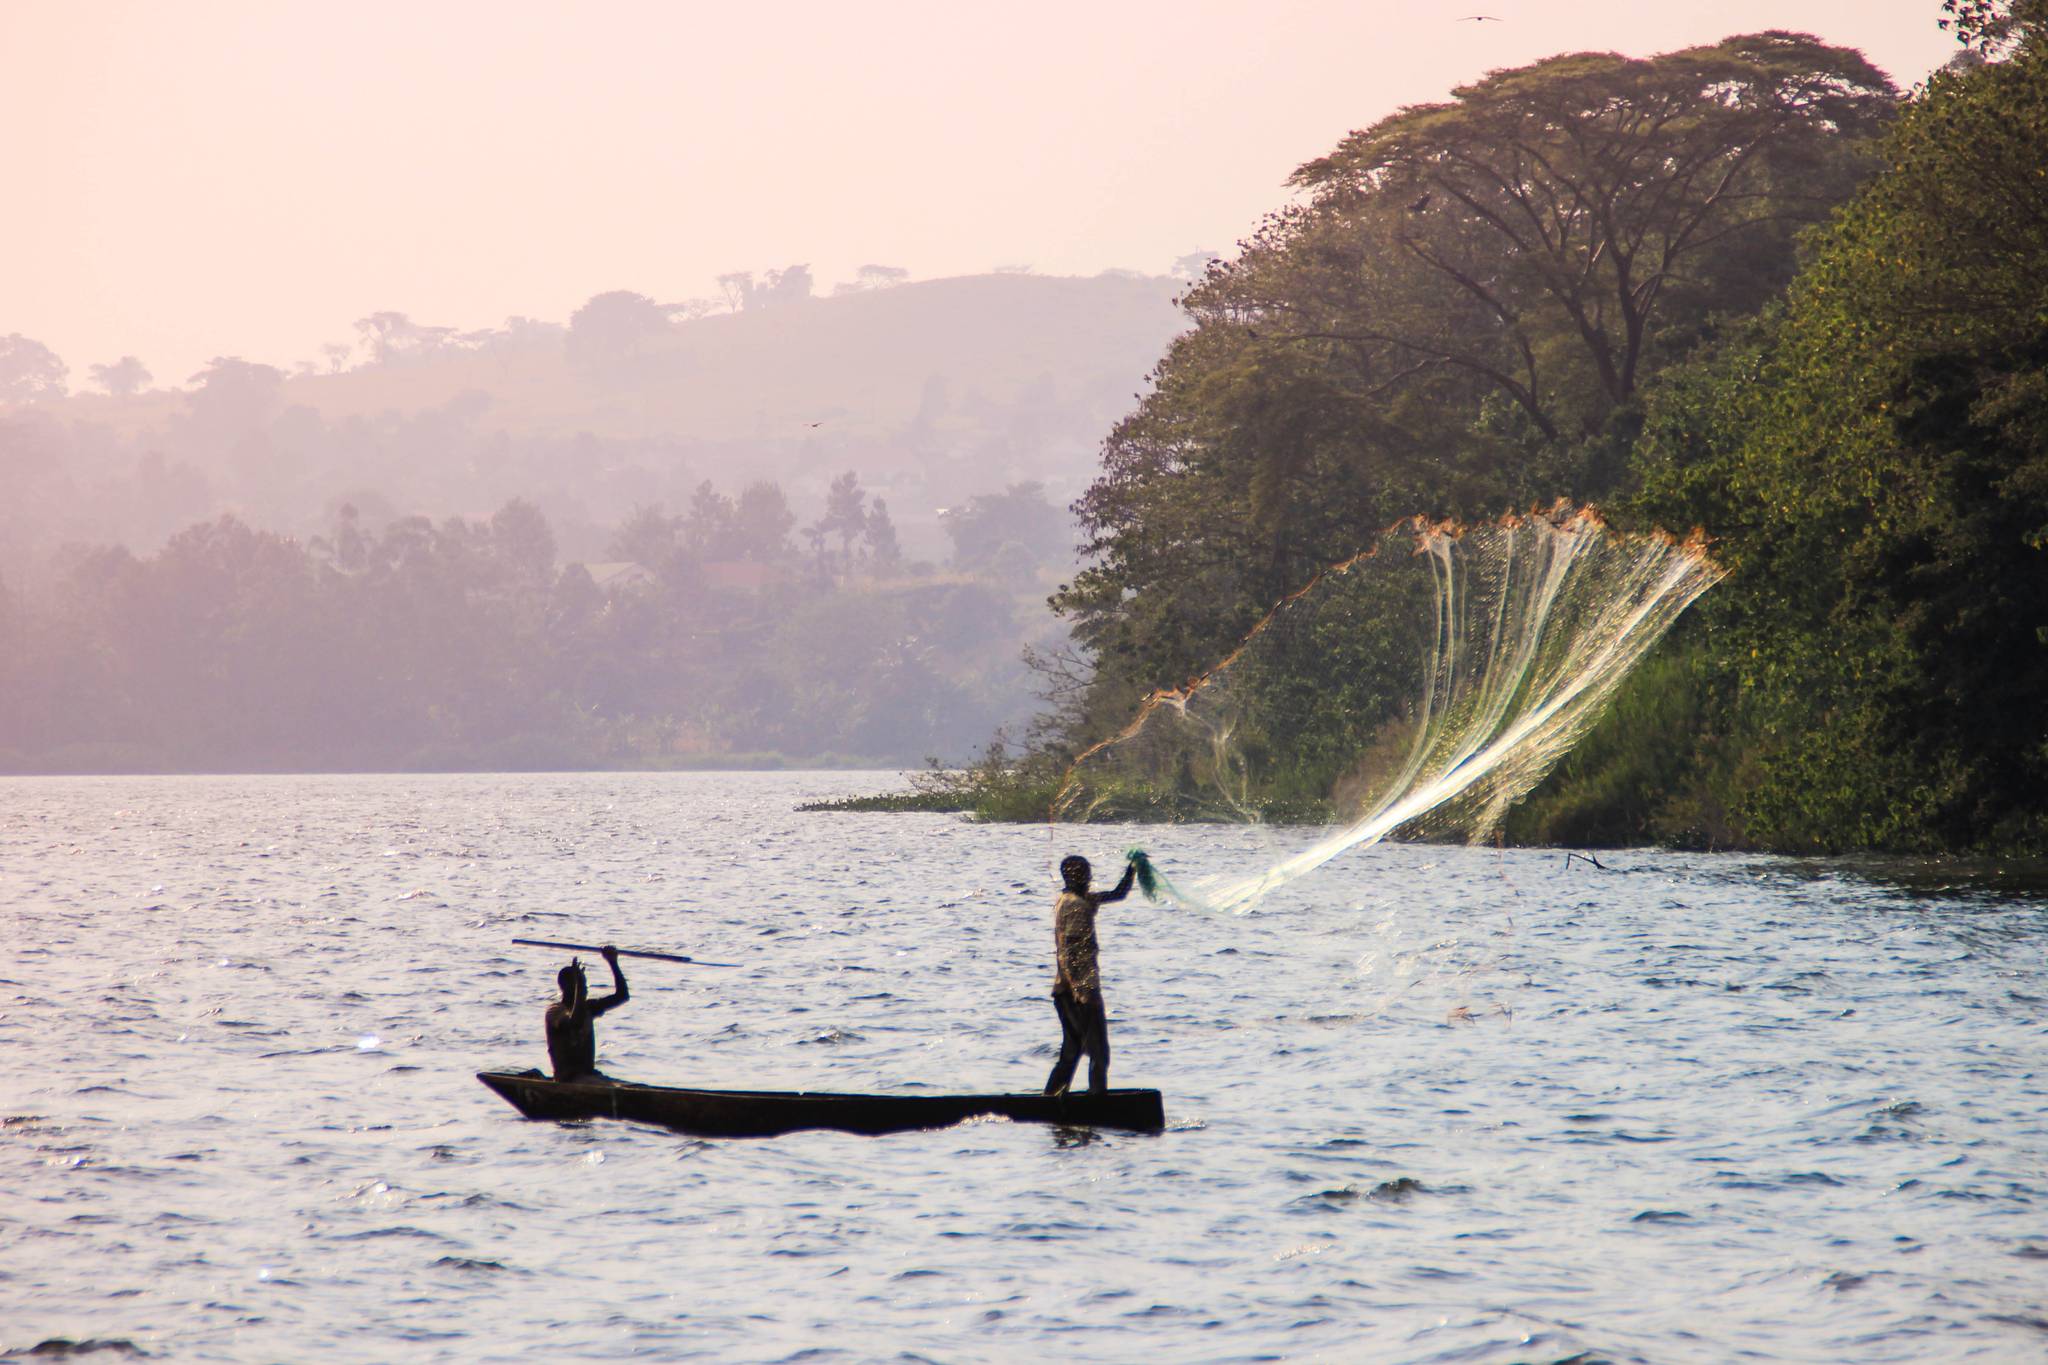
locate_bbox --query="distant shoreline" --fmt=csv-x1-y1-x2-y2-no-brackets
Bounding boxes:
0,754,922,779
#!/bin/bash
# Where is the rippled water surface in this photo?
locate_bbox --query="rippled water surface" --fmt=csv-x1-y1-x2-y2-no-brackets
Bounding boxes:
3,772,2045,1363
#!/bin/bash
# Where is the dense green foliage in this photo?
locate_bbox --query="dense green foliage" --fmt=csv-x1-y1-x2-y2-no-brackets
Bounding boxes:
990,11,2048,852
1573,5,2048,852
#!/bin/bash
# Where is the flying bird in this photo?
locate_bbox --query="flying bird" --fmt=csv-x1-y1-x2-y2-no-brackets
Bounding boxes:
1458,14,1503,21
1408,192,1432,213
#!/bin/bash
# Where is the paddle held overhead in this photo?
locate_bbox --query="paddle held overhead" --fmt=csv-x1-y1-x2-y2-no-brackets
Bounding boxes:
510,937,739,967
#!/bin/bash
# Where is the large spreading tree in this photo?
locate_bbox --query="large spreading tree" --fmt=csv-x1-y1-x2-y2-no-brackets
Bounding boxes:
1053,32,1896,729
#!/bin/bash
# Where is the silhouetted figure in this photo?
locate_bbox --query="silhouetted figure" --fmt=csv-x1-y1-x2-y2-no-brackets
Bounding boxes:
1045,854,1137,1096
545,946,629,1081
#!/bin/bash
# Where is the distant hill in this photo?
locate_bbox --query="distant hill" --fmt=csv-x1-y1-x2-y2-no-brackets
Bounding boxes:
4,271,1184,577
304,271,1179,441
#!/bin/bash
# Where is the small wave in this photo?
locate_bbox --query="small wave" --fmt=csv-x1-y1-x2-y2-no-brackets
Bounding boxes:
2,1343,150,1360
429,1192,531,1212
998,1219,1094,1239
1294,1178,1427,1210
1560,1123,1673,1145
430,1256,518,1273
795,1028,864,1046
1406,1264,1472,1280
1986,1314,2048,1335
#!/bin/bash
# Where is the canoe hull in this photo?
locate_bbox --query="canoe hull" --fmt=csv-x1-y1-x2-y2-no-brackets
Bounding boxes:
477,1069,1165,1138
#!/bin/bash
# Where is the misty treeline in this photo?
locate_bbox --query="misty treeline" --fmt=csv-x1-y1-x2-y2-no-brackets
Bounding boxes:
0,263,1183,772
0,475,1075,772
940,10,2048,854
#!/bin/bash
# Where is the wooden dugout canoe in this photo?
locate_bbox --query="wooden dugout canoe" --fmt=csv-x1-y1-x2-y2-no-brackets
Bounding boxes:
477,1069,1167,1138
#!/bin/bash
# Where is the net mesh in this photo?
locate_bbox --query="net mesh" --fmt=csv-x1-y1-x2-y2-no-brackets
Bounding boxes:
1052,504,1724,913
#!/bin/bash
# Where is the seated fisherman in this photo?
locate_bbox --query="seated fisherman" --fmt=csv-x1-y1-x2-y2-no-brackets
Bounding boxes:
545,945,629,1081
1045,853,1137,1097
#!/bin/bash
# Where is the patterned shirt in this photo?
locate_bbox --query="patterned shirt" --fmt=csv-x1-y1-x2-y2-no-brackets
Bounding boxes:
1052,889,1102,1002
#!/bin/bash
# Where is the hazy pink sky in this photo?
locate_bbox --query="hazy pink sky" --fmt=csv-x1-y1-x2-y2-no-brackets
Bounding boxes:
5,1,1958,386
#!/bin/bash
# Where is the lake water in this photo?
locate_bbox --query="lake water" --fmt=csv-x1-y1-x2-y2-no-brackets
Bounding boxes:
2,771,2045,1363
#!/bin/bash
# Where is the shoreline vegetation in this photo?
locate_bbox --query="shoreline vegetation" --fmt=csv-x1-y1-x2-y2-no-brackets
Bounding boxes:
795,745,1061,818
824,10,2048,855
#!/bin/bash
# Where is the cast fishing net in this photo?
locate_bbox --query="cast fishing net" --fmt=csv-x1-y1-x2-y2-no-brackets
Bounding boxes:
1054,505,1724,916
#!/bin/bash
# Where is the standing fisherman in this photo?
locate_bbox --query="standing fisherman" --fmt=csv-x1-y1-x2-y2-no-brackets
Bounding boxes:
545,945,630,1081
1045,853,1138,1096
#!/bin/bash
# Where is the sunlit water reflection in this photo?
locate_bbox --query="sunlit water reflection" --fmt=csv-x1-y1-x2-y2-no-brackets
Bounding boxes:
2,772,2044,1362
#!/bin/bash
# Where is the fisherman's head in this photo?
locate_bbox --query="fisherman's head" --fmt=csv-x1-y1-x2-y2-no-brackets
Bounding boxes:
1060,855,1091,892
557,959,587,1007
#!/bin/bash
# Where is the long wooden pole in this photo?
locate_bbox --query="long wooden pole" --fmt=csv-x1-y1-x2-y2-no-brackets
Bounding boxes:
511,937,739,967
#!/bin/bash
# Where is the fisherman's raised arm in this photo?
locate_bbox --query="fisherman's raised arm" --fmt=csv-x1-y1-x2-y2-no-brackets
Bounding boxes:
588,944,630,1016
1095,859,1138,905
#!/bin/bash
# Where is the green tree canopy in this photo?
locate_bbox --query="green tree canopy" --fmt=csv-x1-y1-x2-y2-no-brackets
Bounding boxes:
1627,12,2048,850
1054,32,1896,719
1290,32,1895,437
